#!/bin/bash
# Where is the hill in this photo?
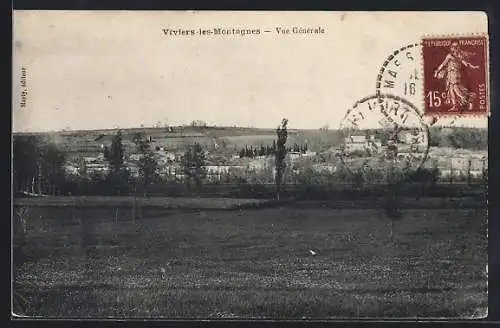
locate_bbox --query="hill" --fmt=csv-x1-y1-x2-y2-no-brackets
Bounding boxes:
13,126,342,154
12,125,487,155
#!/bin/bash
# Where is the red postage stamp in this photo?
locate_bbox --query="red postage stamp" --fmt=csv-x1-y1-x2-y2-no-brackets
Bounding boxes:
422,36,489,116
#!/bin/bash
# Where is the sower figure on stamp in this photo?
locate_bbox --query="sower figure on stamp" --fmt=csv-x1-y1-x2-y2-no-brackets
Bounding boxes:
433,41,480,112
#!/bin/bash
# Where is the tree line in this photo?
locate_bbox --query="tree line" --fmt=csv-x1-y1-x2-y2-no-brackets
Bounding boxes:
428,126,487,150
13,136,66,196
12,130,209,197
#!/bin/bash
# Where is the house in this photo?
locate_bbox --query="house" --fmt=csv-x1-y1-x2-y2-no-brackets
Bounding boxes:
205,166,230,181
451,156,487,171
159,164,180,178
127,164,140,178
346,135,366,143
469,170,484,177
344,135,368,153
396,144,416,154
204,165,248,182
83,156,99,164
248,157,274,171
451,157,470,170
206,165,232,175
303,151,317,157
287,152,303,162
64,164,79,176
86,163,110,175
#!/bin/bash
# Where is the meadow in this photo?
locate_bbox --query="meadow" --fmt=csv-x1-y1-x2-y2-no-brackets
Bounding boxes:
13,200,487,319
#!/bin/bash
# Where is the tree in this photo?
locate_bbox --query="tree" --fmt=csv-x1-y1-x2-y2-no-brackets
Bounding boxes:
349,168,365,191
275,118,288,200
466,158,472,185
104,130,124,174
406,166,440,200
182,143,206,194
133,132,158,196
428,126,487,150
103,130,127,195
40,142,66,195
259,144,266,156
76,155,88,179
482,159,487,184
385,159,403,244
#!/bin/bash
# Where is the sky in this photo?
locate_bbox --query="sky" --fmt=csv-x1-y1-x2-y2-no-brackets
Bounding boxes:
12,11,489,132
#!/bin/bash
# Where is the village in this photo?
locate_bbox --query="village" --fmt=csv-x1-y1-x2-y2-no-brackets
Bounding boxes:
60,129,488,185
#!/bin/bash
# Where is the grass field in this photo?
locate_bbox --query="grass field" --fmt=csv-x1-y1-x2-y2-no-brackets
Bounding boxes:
13,201,487,319
14,196,269,210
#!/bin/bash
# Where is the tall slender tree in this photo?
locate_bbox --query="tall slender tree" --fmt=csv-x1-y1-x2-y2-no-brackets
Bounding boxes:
104,130,126,195
275,118,288,200
104,130,124,174
467,158,472,185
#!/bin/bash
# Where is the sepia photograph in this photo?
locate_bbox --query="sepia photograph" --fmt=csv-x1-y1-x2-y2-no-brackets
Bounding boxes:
12,11,488,319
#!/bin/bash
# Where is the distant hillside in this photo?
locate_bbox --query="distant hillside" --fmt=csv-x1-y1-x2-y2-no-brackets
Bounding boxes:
14,126,285,139
12,125,488,153
13,126,342,153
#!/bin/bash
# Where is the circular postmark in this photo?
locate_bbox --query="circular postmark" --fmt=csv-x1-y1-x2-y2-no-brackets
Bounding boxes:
376,43,421,108
339,94,429,175
375,42,442,126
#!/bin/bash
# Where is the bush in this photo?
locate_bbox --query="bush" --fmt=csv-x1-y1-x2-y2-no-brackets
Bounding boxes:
294,167,335,185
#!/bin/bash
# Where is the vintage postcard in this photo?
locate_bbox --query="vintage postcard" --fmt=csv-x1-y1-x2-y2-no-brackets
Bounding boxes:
12,11,489,319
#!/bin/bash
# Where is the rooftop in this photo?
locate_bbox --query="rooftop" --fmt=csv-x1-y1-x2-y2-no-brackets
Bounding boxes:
345,135,366,143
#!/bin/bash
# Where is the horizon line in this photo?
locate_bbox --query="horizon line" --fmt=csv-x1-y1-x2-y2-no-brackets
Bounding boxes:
12,123,488,135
